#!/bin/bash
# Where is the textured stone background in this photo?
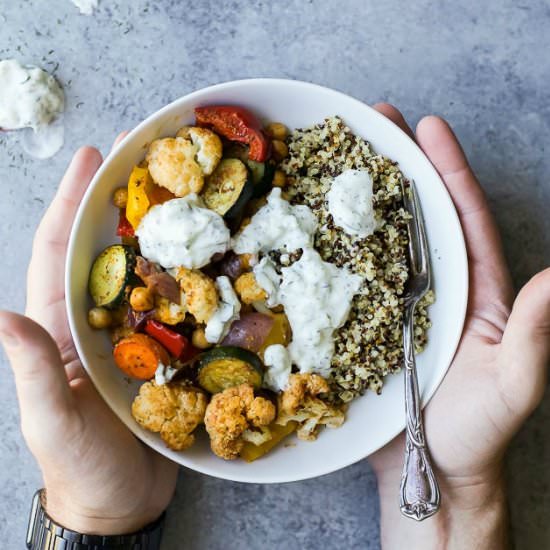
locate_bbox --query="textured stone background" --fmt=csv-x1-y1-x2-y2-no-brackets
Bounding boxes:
1,1,549,548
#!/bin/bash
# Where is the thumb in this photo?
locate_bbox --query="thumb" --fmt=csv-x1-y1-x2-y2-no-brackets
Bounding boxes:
0,311,74,427
498,268,550,417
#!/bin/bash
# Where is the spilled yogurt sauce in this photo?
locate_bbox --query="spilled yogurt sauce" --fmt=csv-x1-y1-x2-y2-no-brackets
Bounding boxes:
0,59,65,159
327,169,376,238
71,0,98,15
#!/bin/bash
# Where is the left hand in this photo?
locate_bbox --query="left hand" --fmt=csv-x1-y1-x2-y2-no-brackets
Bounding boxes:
0,139,178,535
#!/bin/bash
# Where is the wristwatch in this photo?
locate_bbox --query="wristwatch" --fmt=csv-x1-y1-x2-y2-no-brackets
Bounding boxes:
26,490,165,549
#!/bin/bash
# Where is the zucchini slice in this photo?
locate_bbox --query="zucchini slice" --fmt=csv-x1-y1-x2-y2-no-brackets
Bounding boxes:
197,346,264,394
88,244,136,309
221,144,275,198
248,160,275,198
202,158,254,220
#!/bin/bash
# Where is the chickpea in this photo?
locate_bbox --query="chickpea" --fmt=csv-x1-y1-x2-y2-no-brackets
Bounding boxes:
271,139,288,161
112,187,128,209
192,327,211,349
272,170,287,188
130,286,154,311
88,307,113,329
265,122,288,141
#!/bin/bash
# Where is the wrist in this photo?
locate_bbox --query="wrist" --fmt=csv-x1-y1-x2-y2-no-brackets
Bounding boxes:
43,488,164,535
374,464,509,549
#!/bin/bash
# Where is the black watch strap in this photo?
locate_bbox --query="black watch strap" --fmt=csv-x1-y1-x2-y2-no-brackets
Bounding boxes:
26,490,165,550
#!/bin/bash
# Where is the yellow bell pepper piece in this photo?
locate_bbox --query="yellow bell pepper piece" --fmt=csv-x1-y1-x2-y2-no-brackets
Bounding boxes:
258,312,291,360
240,421,298,462
125,166,153,229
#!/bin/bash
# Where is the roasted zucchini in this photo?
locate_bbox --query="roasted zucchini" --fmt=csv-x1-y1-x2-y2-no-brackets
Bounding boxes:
202,158,254,221
197,346,264,394
248,160,276,197
88,244,136,309
222,144,275,197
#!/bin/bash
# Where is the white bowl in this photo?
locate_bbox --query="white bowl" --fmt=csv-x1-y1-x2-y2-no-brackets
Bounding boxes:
66,79,468,483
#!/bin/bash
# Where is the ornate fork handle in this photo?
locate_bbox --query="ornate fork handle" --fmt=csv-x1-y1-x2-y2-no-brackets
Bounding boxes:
399,302,440,521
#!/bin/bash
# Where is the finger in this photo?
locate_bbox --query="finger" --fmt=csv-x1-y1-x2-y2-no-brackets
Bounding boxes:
498,268,550,415
111,131,129,151
415,116,514,312
373,103,415,139
27,147,102,320
0,311,74,425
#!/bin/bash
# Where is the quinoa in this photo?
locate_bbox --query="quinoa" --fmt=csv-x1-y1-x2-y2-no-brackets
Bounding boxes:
280,116,434,404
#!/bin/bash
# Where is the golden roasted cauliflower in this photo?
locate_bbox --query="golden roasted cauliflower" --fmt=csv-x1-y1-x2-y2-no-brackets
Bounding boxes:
146,137,204,197
276,373,345,441
234,272,267,304
204,384,276,460
132,381,208,451
176,126,222,176
176,267,218,323
153,294,187,325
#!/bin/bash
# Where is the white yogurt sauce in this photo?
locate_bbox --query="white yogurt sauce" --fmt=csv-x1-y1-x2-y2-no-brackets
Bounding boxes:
232,188,317,254
0,59,65,159
327,169,376,238
205,276,241,344
154,362,178,385
253,257,281,307
256,248,364,376
71,0,98,15
136,195,230,269
263,344,292,392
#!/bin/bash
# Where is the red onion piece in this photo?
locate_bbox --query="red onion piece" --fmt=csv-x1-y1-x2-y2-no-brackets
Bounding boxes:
127,308,155,331
218,251,245,280
221,312,274,352
135,256,180,304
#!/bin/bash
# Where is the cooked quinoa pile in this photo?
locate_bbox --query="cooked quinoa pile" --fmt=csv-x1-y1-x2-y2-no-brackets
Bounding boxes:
280,116,435,404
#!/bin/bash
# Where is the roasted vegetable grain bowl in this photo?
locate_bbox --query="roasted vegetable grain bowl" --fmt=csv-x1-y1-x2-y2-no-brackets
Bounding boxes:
66,79,468,483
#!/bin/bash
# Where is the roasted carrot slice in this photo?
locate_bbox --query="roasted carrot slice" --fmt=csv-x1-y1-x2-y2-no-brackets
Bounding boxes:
113,333,170,380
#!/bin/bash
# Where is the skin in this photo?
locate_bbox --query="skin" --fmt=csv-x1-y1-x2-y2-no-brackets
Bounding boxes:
369,105,550,549
0,112,548,544
0,135,178,535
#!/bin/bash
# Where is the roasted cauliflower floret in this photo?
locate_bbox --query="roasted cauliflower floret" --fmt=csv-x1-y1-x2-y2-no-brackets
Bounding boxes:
176,267,218,323
276,373,345,441
132,381,208,451
146,137,204,197
204,384,276,460
176,126,222,176
234,272,267,304
153,294,187,325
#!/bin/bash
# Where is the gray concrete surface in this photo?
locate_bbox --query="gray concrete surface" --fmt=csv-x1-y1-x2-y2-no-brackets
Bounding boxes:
1,0,549,548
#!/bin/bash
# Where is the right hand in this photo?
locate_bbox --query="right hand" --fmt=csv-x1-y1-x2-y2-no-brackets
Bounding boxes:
369,105,550,548
0,141,179,535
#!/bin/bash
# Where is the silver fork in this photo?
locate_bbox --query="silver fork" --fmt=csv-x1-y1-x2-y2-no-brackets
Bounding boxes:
399,179,440,521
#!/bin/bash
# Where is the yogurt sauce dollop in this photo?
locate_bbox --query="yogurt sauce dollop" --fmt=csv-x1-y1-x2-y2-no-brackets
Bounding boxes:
254,248,364,377
0,59,65,158
136,195,230,269
205,276,242,344
326,169,376,238
232,188,317,254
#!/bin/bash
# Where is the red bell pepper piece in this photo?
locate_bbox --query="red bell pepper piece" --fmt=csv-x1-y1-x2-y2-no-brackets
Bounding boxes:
194,105,271,162
144,320,198,362
116,210,135,237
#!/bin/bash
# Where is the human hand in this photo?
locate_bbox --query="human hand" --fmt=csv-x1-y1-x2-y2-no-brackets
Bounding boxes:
0,140,178,535
369,105,550,549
